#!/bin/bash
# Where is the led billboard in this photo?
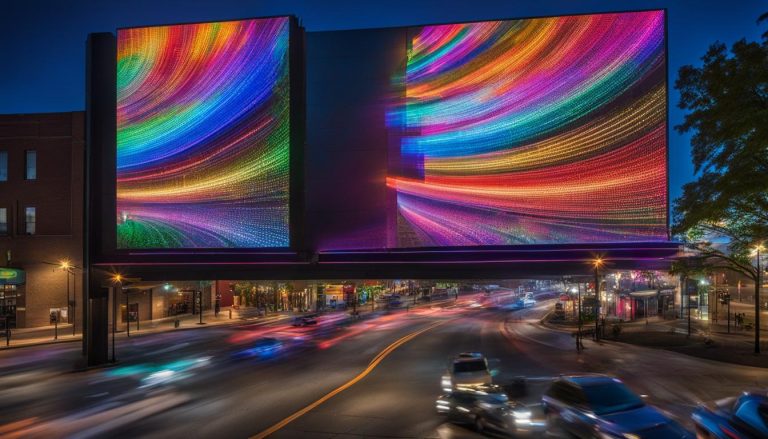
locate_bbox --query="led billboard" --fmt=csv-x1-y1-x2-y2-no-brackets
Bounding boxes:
116,17,290,249
387,10,667,247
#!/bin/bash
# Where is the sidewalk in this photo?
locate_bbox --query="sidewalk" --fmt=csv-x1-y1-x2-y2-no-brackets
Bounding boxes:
0,307,288,350
544,313,768,368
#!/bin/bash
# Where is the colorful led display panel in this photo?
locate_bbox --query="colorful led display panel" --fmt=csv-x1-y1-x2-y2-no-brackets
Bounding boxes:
116,17,290,249
388,10,668,247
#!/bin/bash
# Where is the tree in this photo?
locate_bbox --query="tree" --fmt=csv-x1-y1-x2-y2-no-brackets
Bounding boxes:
673,13,768,353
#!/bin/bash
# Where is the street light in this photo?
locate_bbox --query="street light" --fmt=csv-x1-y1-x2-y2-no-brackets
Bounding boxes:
59,260,76,336
111,273,122,363
752,243,765,354
593,258,604,341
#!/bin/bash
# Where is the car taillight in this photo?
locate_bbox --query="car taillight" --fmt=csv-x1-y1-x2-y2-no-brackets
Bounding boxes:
719,424,740,439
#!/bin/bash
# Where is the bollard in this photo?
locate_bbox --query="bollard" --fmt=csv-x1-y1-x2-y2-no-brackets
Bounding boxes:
229,309,232,319
174,318,180,328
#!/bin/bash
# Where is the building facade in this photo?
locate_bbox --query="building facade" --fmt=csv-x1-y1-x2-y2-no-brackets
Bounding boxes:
0,112,84,328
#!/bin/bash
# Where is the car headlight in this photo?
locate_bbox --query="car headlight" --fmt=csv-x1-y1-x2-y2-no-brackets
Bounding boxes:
598,433,639,439
512,410,532,419
441,376,452,392
511,410,532,426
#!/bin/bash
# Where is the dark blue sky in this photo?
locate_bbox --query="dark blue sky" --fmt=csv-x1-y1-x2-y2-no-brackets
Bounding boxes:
1,0,765,203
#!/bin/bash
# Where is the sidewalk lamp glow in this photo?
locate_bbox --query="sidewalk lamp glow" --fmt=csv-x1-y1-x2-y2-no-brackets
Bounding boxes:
59,260,71,270
164,283,171,291
699,279,709,286
593,258,604,269
112,274,123,283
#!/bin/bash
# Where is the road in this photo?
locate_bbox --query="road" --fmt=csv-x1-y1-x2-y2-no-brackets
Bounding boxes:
1,293,768,438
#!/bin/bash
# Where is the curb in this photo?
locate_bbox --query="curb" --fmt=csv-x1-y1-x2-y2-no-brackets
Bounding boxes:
0,337,82,351
0,315,287,351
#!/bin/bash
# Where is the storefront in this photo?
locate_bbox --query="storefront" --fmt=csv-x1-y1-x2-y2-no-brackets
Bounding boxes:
629,290,658,320
0,268,25,329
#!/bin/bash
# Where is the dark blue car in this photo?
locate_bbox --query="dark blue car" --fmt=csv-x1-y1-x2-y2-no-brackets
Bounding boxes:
542,375,693,438
692,392,768,438
232,337,283,360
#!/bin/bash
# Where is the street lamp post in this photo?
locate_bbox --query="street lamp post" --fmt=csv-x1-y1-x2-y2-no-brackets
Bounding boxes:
125,287,131,337
112,274,122,363
754,244,764,354
576,279,586,350
593,258,603,341
60,261,71,327
198,291,204,325
687,280,692,337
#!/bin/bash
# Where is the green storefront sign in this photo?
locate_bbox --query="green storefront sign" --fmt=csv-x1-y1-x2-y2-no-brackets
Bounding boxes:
0,268,25,286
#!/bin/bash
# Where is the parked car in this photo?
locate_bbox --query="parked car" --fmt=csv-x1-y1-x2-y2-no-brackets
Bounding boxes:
436,384,546,436
442,352,492,391
387,295,402,308
692,391,768,438
291,315,318,327
542,374,693,438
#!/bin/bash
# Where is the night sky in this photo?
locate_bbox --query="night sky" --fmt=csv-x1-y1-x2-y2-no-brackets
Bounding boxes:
1,0,765,204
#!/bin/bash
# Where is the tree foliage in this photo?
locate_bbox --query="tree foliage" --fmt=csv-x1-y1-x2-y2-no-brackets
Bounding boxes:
672,13,768,277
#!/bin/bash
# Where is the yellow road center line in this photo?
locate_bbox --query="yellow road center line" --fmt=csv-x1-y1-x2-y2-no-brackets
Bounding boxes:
251,320,448,439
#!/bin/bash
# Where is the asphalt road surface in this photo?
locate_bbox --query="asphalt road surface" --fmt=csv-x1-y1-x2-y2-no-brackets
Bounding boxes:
2,293,768,438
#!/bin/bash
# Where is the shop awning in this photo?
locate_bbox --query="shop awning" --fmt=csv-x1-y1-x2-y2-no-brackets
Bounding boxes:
0,268,25,286
629,290,658,298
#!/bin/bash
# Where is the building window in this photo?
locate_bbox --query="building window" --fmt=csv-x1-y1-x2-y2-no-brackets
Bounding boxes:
25,207,35,235
0,208,7,235
0,151,7,181
25,150,36,180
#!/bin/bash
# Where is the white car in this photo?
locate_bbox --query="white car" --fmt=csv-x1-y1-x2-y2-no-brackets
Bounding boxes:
442,352,492,392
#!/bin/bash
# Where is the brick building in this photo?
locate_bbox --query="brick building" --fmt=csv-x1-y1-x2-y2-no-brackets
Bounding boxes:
0,112,84,328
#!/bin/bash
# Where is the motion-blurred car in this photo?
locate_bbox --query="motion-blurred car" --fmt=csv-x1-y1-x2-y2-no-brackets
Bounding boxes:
692,391,768,438
292,315,318,327
442,352,492,391
436,384,546,436
232,337,283,360
508,298,536,310
542,375,693,438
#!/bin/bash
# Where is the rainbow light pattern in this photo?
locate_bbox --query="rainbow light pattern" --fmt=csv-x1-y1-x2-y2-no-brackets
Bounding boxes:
116,18,290,248
388,10,667,246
